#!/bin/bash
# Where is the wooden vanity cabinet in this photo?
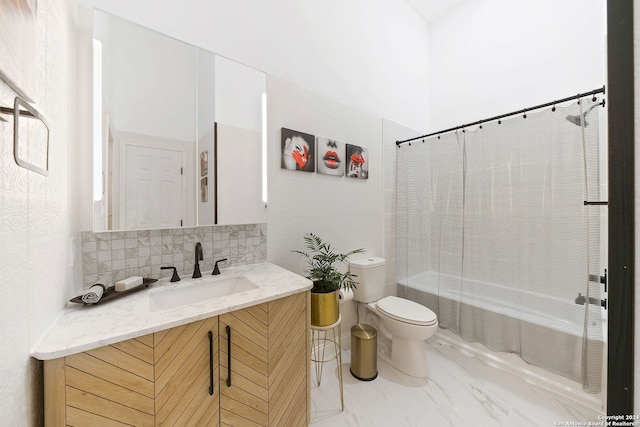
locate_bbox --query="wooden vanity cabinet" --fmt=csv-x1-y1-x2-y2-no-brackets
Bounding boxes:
44,291,310,427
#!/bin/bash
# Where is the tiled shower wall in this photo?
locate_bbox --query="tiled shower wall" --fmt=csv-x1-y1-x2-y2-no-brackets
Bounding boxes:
81,223,266,288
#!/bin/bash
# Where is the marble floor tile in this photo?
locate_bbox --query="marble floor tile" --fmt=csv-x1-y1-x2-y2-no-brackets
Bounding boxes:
310,331,604,427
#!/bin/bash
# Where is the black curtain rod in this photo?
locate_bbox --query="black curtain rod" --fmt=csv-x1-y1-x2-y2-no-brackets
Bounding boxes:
396,85,606,146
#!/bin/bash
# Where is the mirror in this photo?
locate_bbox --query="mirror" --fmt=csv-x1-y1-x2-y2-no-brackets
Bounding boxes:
92,10,266,231
198,50,267,226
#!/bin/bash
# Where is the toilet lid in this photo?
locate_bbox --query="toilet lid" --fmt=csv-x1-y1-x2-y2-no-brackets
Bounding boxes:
377,296,437,326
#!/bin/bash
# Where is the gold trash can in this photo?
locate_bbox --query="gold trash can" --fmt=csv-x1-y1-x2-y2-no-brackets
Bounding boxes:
350,323,378,381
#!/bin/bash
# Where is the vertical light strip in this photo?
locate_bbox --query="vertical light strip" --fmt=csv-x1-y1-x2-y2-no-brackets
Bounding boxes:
261,92,268,204
93,39,103,201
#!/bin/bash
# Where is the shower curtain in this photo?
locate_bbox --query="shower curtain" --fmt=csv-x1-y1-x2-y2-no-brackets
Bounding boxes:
396,99,604,392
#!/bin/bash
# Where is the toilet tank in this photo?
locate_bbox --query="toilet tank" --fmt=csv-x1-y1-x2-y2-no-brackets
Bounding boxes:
350,257,386,303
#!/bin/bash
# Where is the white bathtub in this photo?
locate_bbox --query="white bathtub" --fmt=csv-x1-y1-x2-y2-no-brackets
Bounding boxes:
398,271,605,391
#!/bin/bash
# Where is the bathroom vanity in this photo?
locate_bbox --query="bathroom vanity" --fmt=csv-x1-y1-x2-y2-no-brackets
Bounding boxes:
33,262,312,427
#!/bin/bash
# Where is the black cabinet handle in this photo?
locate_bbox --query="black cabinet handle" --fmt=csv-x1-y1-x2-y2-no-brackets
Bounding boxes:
226,325,232,387
208,331,214,395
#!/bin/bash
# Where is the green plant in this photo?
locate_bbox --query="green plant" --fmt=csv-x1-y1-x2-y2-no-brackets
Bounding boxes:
294,233,365,293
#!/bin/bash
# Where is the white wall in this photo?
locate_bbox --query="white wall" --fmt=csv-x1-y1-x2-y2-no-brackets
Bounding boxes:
0,0,81,425
428,0,607,131
79,0,431,133
267,75,385,273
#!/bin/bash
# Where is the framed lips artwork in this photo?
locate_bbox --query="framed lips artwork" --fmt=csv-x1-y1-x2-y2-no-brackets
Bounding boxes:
281,128,315,172
280,128,369,179
316,137,345,176
345,143,368,179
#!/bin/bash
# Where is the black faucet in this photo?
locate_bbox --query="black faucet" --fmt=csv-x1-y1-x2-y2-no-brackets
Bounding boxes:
212,258,228,275
193,242,203,278
574,292,607,308
161,266,181,282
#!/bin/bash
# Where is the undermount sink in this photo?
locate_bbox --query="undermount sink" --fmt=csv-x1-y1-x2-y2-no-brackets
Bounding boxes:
149,275,258,311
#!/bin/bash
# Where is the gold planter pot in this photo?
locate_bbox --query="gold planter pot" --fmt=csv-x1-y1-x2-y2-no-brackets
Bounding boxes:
310,289,339,326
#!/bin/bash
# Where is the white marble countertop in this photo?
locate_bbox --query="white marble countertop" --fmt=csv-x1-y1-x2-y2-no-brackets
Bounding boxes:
32,262,312,360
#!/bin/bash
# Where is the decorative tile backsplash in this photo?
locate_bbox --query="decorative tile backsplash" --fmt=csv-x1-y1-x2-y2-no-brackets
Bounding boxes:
81,224,267,288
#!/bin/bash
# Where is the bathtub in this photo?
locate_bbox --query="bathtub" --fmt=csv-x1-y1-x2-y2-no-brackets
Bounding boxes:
398,271,605,390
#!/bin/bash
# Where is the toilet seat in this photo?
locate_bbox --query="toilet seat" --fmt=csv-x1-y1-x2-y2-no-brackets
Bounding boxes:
376,296,437,326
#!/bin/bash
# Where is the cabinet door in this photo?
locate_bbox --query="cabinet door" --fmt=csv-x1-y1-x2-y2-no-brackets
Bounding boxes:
266,291,309,427
44,334,156,427
219,292,310,427
220,302,270,426
154,316,219,427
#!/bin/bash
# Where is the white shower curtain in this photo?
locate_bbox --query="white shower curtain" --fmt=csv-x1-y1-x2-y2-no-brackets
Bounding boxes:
397,99,604,392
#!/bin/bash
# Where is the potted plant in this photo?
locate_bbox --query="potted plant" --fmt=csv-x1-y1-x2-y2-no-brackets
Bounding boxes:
294,233,364,326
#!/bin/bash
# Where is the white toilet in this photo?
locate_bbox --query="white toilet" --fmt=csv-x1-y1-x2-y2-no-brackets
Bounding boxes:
350,257,438,378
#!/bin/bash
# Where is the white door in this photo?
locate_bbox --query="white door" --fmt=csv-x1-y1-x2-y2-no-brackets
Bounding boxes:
124,145,183,229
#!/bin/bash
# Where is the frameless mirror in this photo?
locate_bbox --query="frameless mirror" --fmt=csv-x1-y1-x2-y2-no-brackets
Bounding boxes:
92,10,266,231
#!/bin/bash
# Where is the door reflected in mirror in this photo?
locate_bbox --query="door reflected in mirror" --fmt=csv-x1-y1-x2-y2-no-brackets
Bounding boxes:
92,10,266,232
